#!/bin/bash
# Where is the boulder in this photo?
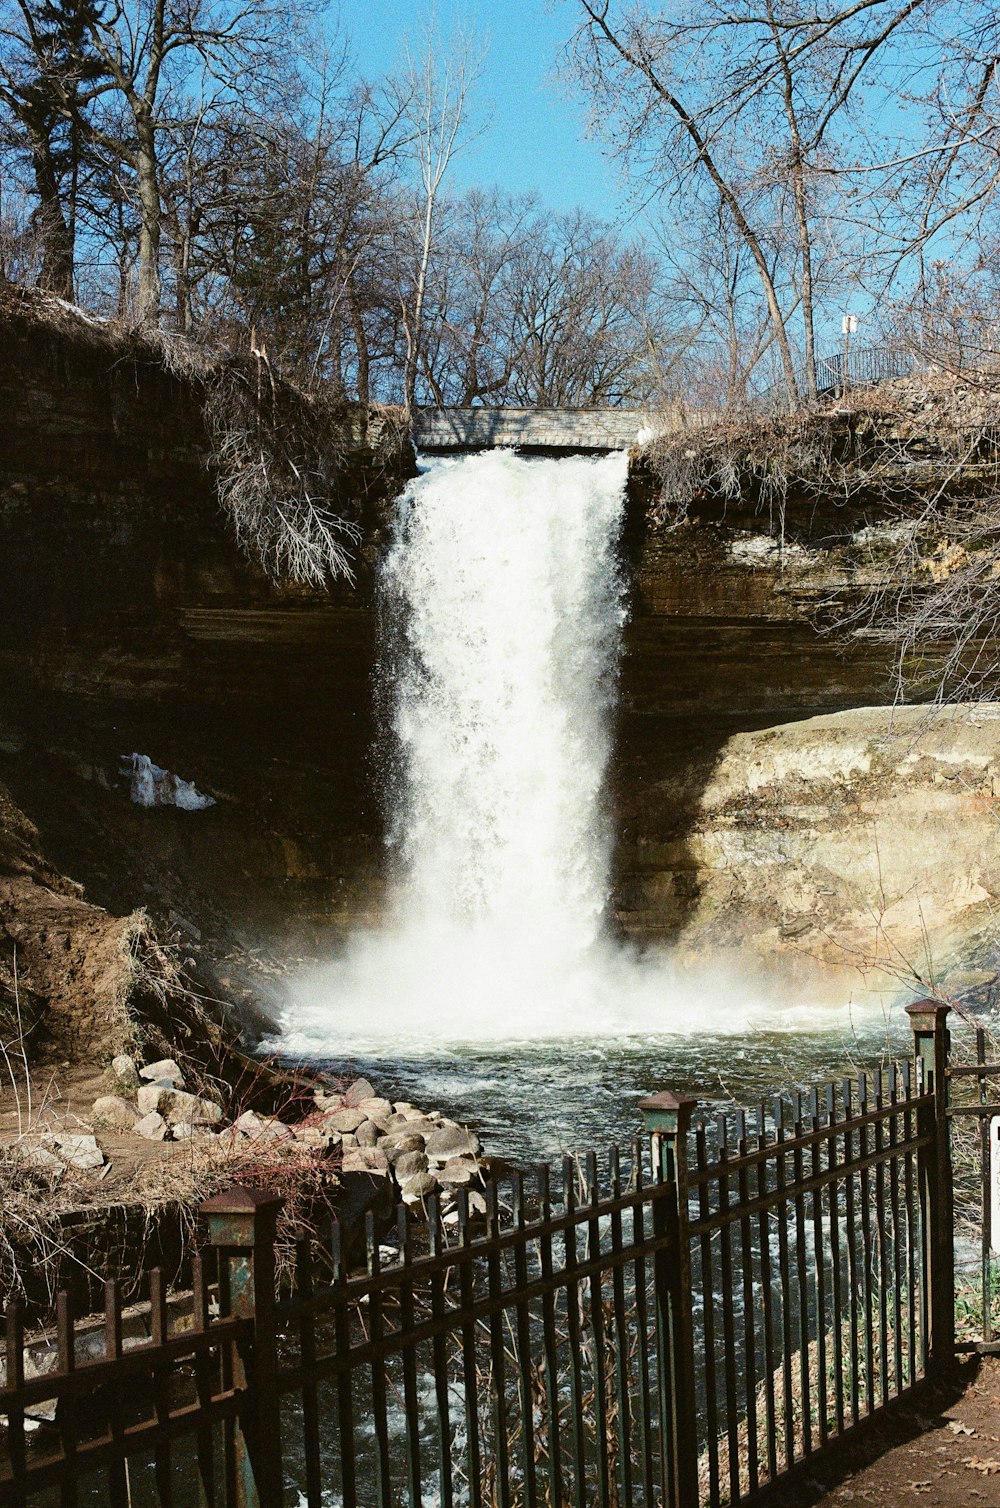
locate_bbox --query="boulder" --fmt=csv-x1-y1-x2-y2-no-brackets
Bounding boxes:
425,1127,481,1162
323,1108,367,1134
293,1127,340,1153
48,1134,105,1170
341,1133,358,1149
358,1097,393,1119
400,1171,438,1204
91,1095,140,1132
19,1144,64,1174
343,1077,376,1106
383,1133,425,1158
135,1112,169,1141
437,1157,479,1187
111,1055,141,1094
137,1083,164,1116
355,1120,380,1148
314,1090,344,1112
392,1102,415,1115
138,1086,223,1126
393,1150,429,1181
139,1059,185,1087
388,1117,438,1140
342,1147,390,1175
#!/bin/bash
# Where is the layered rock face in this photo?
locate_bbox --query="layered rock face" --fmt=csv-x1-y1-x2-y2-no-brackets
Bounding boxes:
0,295,413,975
613,703,1000,991
0,297,994,1004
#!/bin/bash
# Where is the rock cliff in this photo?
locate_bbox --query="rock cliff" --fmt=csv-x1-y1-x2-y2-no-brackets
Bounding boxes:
1,292,996,1014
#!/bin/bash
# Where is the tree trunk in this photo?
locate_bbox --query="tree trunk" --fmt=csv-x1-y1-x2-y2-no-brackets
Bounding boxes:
29,139,74,299
135,109,161,322
348,277,370,408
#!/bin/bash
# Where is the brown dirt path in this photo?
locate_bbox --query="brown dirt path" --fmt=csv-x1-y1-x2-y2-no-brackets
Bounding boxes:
767,1358,1000,1506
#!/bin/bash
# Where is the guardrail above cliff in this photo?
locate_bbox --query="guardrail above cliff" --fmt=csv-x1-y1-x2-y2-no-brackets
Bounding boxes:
411,407,655,454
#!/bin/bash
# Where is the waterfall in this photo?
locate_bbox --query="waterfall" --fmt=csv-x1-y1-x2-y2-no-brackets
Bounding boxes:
275,448,875,1054
381,450,627,961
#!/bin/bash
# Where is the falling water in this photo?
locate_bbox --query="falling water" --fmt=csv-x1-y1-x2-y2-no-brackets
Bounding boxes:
275,448,896,1080
382,449,626,969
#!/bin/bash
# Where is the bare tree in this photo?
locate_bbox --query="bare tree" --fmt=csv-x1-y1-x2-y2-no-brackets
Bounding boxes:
397,15,482,416
565,0,951,407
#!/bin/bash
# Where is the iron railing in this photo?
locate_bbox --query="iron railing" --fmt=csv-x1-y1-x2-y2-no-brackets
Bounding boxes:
0,1003,963,1507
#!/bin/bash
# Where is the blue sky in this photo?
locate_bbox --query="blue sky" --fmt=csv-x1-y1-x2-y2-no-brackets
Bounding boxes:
342,0,627,221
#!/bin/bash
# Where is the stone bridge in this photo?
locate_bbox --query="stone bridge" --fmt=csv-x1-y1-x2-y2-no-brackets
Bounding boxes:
411,407,657,454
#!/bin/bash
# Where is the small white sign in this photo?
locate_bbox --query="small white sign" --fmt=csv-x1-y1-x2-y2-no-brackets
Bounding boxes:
991,1115,1000,1255
842,314,860,335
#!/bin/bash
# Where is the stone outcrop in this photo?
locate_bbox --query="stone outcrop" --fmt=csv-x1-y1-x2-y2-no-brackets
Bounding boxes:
615,702,1000,993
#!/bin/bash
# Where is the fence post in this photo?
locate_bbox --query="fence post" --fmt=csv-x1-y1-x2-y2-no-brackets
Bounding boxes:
201,1185,285,1507
905,1000,956,1375
639,1090,699,1508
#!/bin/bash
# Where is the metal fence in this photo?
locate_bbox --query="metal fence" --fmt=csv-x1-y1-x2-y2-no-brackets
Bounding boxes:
0,1001,963,1507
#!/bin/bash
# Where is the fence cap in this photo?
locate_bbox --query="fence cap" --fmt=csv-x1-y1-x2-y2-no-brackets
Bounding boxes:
637,1091,698,1130
201,1184,285,1220
637,1091,698,1111
904,999,952,1028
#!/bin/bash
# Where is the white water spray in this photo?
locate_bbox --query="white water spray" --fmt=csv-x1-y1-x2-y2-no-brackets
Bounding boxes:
276,449,885,1053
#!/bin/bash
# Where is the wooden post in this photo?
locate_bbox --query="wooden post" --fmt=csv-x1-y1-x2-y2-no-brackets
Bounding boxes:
906,1000,956,1375
639,1090,699,1508
202,1185,285,1508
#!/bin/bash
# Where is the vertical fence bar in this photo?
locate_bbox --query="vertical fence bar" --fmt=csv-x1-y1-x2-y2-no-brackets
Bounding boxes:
873,1073,890,1411
639,1091,699,1508
978,1029,993,1345
399,1207,425,1508
608,1146,634,1508
103,1280,129,1508
717,1114,740,1500
808,1089,828,1448
562,1157,589,1508
858,1075,876,1417
56,1290,78,1508
511,1172,538,1508
427,1195,455,1508
191,1252,217,1508
537,1164,564,1508
5,1301,27,1508
825,1084,845,1439
842,1080,861,1425
902,1062,919,1387
628,1144,656,1508
295,1234,322,1508
585,1151,612,1508
457,1189,484,1508
365,1219,392,1508
888,1066,905,1396
755,1102,778,1486
906,1001,955,1375
736,1109,759,1493
773,1097,795,1472
791,1093,812,1456
201,1185,285,1508
694,1122,720,1505
150,1269,175,1508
